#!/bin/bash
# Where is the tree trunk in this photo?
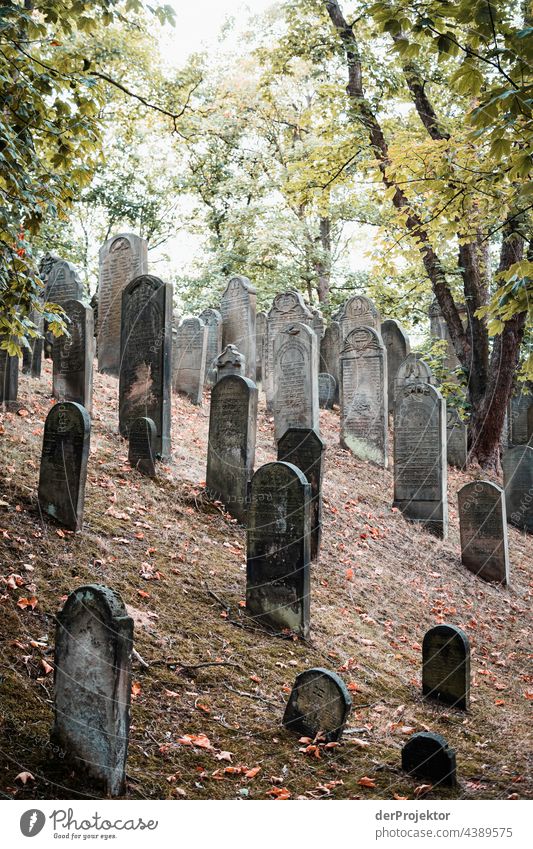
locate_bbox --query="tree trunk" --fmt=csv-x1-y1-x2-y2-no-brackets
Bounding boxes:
315,216,331,304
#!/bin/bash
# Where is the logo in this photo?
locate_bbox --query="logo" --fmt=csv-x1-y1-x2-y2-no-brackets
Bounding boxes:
20,810,46,837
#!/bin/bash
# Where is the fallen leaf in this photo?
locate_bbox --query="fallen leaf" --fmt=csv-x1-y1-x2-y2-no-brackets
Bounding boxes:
15,771,34,784
131,681,142,698
177,734,213,751
245,766,261,779
414,784,433,797
358,776,376,788
41,659,54,675
17,596,38,610
215,751,233,762
267,786,291,799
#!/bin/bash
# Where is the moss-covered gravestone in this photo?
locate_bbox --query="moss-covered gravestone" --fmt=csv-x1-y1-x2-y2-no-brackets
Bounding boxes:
277,427,325,561
273,323,319,443
0,347,19,407
458,481,509,584
402,732,456,787
52,300,94,412
422,624,470,710
220,275,256,382
128,417,157,478
283,668,351,742
318,373,336,409
381,318,410,413
173,317,207,406
502,445,533,534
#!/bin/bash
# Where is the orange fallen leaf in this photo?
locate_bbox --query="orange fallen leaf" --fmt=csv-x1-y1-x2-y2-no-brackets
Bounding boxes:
137,590,150,599
15,771,34,784
345,568,354,581
347,682,360,692
245,766,261,779
41,659,54,675
196,703,211,715
17,596,38,610
358,776,376,788
250,674,261,684
131,681,142,698
215,751,233,762
494,699,505,706
414,784,433,797
17,409,29,418
55,529,65,538
164,689,180,698
177,734,213,750
267,786,291,799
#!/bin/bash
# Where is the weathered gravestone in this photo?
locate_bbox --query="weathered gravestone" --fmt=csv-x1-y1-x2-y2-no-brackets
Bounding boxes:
310,307,325,375
220,275,256,381
128,417,157,478
119,275,172,459
98,234,148,375
265,292,314,408
22,309,44,378
52,300,94,412
402,732,457,787
458,481,509,584
52,584,133,797
283,668,352,742
246,462,311,637
447,408,467,468
393,383,448,538
206,375,258,523
38,401,90,532
509,389,533,446
45,258,84,305
0,347,19,407
173,317,207,406
381,319,410,413
198,308,222,386
340,326,388,467
273,323,319,443
278,427,325,561
422,624,470,709
255,311,266,383
394,352,435,403
216,344,245,381
502,445,533,534
429,298,462,378
318,373,336,409
336,294,381,341
320,321,340,405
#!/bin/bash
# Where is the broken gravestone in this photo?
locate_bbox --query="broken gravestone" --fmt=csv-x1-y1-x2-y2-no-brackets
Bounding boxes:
128,417,157,478
277,427,325,561
402,732,457,787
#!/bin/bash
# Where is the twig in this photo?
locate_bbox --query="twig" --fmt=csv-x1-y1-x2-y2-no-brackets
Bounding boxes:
204,582,230,611
178,661,243,673
132,648,150,669
223,683,279,707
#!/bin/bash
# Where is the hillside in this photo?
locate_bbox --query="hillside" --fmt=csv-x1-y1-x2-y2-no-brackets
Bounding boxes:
0,361,531,801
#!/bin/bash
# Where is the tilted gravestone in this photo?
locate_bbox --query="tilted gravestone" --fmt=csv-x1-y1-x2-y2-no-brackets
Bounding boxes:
381,318,410,413
393,383,448,538
340,326,388,467
283,668,352,742
402,732,456,787
173,317,207,406
0,347,19,407
38,401,90,532
265,292,314,408
206,375,258,523
119,275,172,459
278,427,325,561
98,233,148,375
255,311,266,383
128,417,157,478
273,323,319,443
246,461,311,637
216,343,245,381
52,300,94,412
394,352,435,404
458,481,509,584
422,624,470,710
45,258,84,306
320,321,340,405
447,409,467,469
509,389,533,446
318,373,336,409
336,294,381,341
502,445,533,534
198,308,222,386
220,275,256,381
52,584,133,797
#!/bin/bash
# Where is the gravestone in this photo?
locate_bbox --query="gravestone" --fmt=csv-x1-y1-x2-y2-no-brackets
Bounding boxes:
246,461,311,637
273,323,319,443
45,258,84,305
458,481,509,584
422,624,470,709
128,417,157,478
216,344,245,381
282,668,351,742
320,321,340,405
337,294,381,340
340,326,388,466
310,307,325,374
393,383,448,538
278,427,325,561
402,732,456,787
502,445,533,534
509,389,533,446
429,298,461,378
52,584,133,797
220,275,256,381
0,347,19,407
381,319,410,413
265,292,314,408
98,233,148,375
52,300,94,412
447,409,467,468
198,308,222,386
173,317,207,406
22,309,44,378
318,373,336,409
394,352,435,402
119,275,172,459
38,401,90,532
206,375,258,523
256,311,266,383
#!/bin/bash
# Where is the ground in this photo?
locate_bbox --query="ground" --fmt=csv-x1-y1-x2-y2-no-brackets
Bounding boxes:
0,360,531,801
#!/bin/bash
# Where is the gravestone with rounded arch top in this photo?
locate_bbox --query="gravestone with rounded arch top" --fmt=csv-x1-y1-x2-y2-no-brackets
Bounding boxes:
265,292,314,408
336,294,381,340
402,732,456,787
128,417,157,478
422,623,470,709
198,308,222,386
458,481,509,584
220,275,256,381
173,317,207,406
52,300,94,412
394,352,435,404
318,373,336,409
283,668,352,742
277,427,325,561
320,322,340,405
273,322,319,443
447,408,467,469
381,319,410,413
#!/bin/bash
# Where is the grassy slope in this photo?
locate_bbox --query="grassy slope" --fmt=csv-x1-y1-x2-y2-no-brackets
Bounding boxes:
0,360,531,801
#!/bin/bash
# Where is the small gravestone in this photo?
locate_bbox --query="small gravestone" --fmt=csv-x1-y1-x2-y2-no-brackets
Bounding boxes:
402,732,456,787
394,352,435,404
52,584,133,797
52,300,94,412
220,275,256,381
38,402,90,531
458,481,509,583
509,389,533,446
318,373,336,409
393,383,448,538
216,344,245,381
336,294,381,341
45,258,84,305
173,317,208,406
256,311,266,383
381,319,410,413
278,427,325,561
422,624,470,709
0,347,19,407
247,461,311,637
273,323,319,443
128,417,157,478
198,308,222,386
98,233,148,375
320,321,340,405
502,445,533,533
340,325,388,466
310,307,325,375
206,375,258,522
283,668,351,742
447,409,467,468
265,292,314,408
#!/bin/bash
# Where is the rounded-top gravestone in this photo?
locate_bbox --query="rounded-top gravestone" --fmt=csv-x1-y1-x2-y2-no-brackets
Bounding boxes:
422,623,470,710
402,732,456,787
283,668,352,742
